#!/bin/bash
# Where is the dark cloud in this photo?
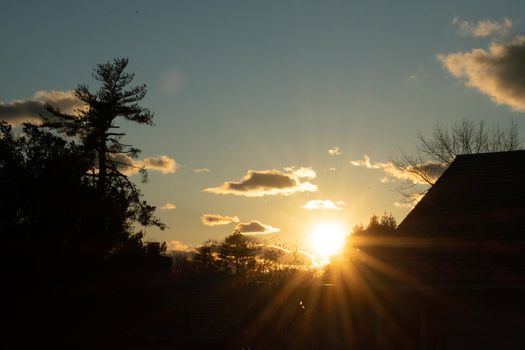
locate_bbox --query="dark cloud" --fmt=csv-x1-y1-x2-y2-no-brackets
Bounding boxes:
234,220,280,235
204,168,317,197
0,90,85,125
201,214,239,226
439,36,525,111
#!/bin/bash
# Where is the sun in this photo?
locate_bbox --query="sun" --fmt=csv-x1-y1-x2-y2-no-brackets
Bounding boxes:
309,222,347,261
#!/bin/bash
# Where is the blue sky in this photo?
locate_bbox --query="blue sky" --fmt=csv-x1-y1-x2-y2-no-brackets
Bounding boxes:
2,0,525,256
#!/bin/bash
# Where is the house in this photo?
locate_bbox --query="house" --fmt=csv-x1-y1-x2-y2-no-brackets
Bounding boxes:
353,151,525,349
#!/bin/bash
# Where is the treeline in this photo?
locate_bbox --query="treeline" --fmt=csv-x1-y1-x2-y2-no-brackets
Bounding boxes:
170,231,316,284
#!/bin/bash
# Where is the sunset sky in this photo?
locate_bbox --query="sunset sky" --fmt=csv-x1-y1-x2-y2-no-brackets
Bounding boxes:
2,1,525,257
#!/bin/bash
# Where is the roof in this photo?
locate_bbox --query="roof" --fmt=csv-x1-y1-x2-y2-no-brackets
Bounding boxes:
397,150,525,238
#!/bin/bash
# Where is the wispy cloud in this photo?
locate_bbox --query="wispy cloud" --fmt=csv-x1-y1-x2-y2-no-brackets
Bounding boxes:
439,36,525,112
110,153,177,175
328,146,342,156
351,155,446,184
235,220,280,235
406,67,430,82
194,168,210,173
0,90,85,126
159,202,176,210
204,167,317,197
452,17,512,38
201,213,240,226
302,199,343,210
350,155,382,169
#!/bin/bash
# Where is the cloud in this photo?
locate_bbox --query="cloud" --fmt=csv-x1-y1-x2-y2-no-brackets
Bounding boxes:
394,193,424,209
439,36,525,111
0,90,85,126
204,167,317,197
143,155,177,174
328,146,342,156
109,153,177,175
452,17,512,37
350,155,381,169
394,202,415,209
234,220,280,235
167,240,195,252
302,199,343,210
194,168,210,173
201,214,240,226
351,155,446,184
159,202,176,210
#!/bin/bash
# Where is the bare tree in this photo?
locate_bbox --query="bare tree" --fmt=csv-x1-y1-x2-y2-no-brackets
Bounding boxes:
394,118,521,201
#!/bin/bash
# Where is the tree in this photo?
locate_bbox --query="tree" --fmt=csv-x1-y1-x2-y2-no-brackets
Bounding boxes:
352,213,397,236
218,231,259,275
1,59,167,276
43,57,154,195
394,118,521,200
42,57,164,240
1,121,95,274
194,240,221,273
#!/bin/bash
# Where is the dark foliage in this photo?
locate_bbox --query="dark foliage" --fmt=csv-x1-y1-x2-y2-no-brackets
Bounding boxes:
352,212,397,236
1,59,166,277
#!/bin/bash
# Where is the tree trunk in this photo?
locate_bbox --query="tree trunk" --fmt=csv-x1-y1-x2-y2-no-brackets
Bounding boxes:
97,136,107,197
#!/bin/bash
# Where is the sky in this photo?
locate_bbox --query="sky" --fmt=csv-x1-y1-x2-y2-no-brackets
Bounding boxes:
2,0,525,258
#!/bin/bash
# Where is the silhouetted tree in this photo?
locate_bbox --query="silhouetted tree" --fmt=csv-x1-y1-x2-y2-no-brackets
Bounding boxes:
43,57,155,195
1,121,95,273
352,213,397,236
194,240,221,273
40,58,165,263
219,231,259,275
1,58,167,277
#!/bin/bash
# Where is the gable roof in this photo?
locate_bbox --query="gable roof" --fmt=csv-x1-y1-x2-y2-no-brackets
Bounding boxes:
397,150,525,238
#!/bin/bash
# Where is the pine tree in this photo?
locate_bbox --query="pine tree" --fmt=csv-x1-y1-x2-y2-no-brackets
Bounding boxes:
38,58,165,265
43,57,154,195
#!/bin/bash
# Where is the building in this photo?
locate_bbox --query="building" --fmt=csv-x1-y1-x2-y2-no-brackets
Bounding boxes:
354,151,525,349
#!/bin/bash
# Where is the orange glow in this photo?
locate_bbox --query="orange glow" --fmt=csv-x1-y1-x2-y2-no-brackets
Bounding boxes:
309,222,347,262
